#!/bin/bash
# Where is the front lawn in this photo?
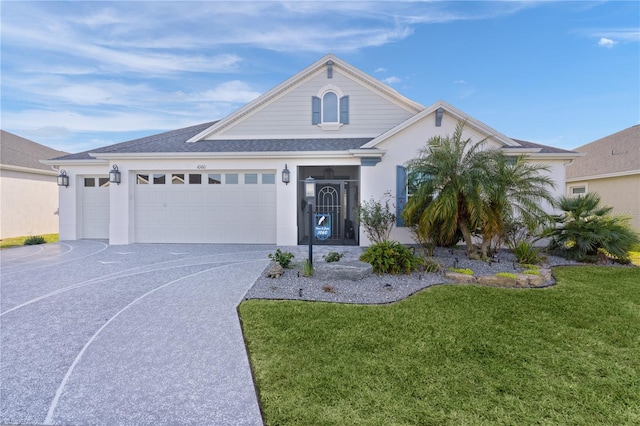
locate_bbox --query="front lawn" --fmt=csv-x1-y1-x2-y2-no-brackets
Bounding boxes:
239,266,640,425
0,233,59,249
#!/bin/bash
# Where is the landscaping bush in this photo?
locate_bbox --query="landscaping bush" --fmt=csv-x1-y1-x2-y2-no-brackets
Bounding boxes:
268,249,295,269
512,240,543,264
421,257,443,273
546,193,640,263
448,267,474,275
360,241,423,275
322,251,344,263
355,195,395,244
24,235,46,245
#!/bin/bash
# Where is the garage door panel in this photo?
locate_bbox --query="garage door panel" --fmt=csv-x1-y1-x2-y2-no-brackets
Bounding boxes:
82,178,110,239
134,172,276,243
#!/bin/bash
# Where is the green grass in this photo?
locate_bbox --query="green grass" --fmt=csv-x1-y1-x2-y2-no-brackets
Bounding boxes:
239,266,640,425
0,233,59,249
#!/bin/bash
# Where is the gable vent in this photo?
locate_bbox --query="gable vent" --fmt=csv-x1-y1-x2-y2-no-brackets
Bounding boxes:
435,107,444,127
327,60,333,78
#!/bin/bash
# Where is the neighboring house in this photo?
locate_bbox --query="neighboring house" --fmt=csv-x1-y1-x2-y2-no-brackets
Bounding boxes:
45,54,579,246
566,125,640,233
0,130,68,239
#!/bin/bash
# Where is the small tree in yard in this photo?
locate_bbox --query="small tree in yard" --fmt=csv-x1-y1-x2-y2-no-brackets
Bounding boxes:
355,195,396,244
545,193,640,263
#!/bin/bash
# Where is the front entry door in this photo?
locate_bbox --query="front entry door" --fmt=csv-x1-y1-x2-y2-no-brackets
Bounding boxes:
313,180,358,244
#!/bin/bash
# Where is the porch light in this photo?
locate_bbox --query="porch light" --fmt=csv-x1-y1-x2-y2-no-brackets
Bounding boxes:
304,176,316,266
282,164,290,185
305,176,316,201
323,167,334,180
109,165,121,185
57,169,69,187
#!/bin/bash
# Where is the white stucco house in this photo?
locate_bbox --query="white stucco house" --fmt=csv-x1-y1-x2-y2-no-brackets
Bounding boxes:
1,130,68,239
45,54,579,246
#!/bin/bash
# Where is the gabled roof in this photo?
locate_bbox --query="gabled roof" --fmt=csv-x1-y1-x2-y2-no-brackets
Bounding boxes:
51,121,218,161
509,139,579,154
186,53,424,142
1,130,68,173
362,100,579,158
48,121,376,162
566,125,640,179
362,100,521,149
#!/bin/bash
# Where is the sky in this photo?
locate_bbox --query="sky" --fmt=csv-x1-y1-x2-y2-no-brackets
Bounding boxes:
1,1,638,153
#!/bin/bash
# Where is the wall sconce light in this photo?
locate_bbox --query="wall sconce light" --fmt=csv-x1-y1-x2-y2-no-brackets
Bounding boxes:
282,164,290,185
109,165,121,185
323,167,334,180
57,169,69,187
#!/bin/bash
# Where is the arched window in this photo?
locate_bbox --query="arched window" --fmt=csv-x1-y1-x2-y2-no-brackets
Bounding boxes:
312,90,349,127
322,91,338,123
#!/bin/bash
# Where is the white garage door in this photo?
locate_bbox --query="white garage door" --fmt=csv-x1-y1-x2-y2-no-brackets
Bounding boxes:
134,171,277,244
82,176,110,239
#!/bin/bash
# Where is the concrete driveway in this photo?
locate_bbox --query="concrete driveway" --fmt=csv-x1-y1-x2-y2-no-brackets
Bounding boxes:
0,241,273,426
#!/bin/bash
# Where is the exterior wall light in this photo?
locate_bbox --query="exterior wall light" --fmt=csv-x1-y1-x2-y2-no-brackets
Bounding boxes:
57,169,69,187
282,164,290,185
109,165,121,185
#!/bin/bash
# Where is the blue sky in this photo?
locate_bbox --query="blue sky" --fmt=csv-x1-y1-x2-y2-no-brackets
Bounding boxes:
1,1,638,153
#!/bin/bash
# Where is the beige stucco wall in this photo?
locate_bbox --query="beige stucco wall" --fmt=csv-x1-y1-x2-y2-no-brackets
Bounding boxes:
0,169,60,239
566,174,640,233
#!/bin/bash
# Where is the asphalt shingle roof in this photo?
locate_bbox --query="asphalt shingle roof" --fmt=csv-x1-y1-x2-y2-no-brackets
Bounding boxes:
509,139,577,154
1,130,68,171
50,121,575,162
52,121,376,161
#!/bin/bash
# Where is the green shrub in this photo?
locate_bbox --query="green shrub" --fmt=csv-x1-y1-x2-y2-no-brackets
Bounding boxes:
302,259,314,277
422,257,443,273
323,251,344,263
546,193,640,263
355,195,396,244
24,235,46,245
523,268,540,275
496,272,517,279
448,267,474,275
360,241,423,275
512,241,542,264
268,249,295,269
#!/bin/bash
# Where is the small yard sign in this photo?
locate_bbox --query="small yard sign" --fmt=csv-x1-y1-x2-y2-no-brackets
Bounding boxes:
314,214,331,240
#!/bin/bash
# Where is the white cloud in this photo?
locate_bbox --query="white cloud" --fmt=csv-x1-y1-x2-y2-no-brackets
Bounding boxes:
382,76,401,85
374,67,387,73
598,37,617,48
454,80,467,84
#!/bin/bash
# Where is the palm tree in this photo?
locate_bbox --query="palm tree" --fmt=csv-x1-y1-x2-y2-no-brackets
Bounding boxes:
546,193,639,262
480,155,556,258
403,120,500,258
404,120,557,260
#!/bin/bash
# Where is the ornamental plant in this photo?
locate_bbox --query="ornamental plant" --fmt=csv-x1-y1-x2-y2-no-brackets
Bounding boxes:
360,241,422,275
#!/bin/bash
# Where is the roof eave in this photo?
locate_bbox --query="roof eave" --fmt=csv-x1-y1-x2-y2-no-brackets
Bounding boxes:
89,150,379,161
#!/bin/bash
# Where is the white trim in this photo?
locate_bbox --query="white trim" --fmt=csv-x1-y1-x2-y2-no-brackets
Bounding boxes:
0,164,58,176
361,100,520,149
41,159,109,166
197,132,377,140
89,150,373,161
316,84,344,98
566,169,640,182
318,123,343,131
567,183,588,196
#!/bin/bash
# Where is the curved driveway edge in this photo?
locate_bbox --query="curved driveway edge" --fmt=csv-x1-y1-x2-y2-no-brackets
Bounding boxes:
1,241,271,426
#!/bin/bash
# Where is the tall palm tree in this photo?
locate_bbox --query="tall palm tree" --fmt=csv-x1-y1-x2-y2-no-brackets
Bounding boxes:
403,120,500,258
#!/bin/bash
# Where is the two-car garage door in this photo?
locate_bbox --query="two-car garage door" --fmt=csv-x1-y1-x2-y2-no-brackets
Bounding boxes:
133,170,276,244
